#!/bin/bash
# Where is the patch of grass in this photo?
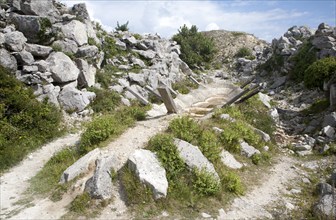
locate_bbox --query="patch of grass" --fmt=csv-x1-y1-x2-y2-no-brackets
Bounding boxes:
198,130,221,163
231,31,245,37
301,99,329,116
0,65,63,173
235,47,253,58
172,78,199,94
70,192,91,213
168,116,202,144
88,87,121,113
27,147,79,196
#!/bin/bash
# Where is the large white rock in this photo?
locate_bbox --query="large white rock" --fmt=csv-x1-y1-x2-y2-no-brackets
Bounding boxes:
128,149,168,199
58,86,96,112
85,154,117,199
220,150,243,169
25,43,52,58
4,31,27,52
258,92,271,108
313,194,336,219
174,138,220,181
60,148,101,183
46,52,80,83
61,20,88,46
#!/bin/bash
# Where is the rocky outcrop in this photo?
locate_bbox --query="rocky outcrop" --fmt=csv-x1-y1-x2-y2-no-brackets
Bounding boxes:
128,149,168,199
58,86,96,112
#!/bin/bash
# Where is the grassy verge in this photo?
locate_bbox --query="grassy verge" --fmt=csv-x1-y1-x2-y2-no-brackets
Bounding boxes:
119,96,276,218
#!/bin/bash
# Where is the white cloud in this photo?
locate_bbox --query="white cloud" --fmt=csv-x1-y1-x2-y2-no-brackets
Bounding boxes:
60,0,310,42
206,23,220,31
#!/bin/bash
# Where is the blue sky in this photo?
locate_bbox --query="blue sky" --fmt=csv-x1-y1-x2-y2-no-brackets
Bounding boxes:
62,0,336,42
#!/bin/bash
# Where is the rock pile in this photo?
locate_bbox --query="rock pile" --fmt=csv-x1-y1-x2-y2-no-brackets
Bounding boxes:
0,0,195,114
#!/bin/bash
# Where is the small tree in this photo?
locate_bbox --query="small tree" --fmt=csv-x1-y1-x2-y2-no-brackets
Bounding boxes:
172,24,217,69
115,21,129,32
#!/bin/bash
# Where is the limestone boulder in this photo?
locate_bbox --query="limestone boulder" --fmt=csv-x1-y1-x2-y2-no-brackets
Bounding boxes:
36,84,60,107
220,150,243,169
25,43,52,58
313,194,336,219
52,39,78,54
19,0,60,19
4,31,27,52
174,138,220,181
85,154,117,199
0,48,18,72
60,149,101,183
61,20,88,46
76,45,99,58
58,86,96,112
14,50,34,65
46,52,80,83
128,149,168,199
240,140,260,158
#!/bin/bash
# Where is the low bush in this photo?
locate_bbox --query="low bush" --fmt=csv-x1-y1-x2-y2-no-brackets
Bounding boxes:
198,130,221,163
70,192,91,213
222,171,244,195
236,47,253,58
168,116,202,143
193,168,221,196
147,134,186,181
304,56,336,88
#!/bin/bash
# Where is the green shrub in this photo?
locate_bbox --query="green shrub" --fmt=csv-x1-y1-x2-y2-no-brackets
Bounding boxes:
115,21,129,32
88,88,121,113
198,130,221,163
290,42,318,81
0,65,62,172
222,171,244,195
236,47,253,58
147,134,186,181
193,168,220,196
172,25,217,69
102,36,118,60
168,116,202,143
304,57,336,88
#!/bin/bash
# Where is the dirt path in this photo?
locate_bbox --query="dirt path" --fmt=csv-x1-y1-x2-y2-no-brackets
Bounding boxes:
0,133,81,218
218,154,299,219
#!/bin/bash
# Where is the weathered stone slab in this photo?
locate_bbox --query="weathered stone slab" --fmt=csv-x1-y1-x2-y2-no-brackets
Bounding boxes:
220,150,243,169
158,86,178,114
174,138,220,181
128,149,168,199
240,140,260,158
60,148,101,183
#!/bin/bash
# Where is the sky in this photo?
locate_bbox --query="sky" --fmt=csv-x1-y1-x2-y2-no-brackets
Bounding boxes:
61,0,336,42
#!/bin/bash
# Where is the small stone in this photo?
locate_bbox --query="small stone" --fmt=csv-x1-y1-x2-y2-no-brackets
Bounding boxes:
161,211,169,217
201,212,211,218
285,202,295,210
302,177,311,184
212,127,224,133
263,146,269,151
220,114,235,122
322,126,335,138
290,188,301,194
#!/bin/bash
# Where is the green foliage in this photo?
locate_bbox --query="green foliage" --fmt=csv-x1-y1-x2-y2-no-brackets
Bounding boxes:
147,134,186,181
172,78,199,94
115,21,129,32
102,36,118,60
304,57,336,88
231,31,245,37
290,42,318,81
193,168,220,196
236,47,253,58
88,37,96,46
258,53,284,73
222,171,244,195
120,166,154,205
37,17,54,44
168,116,202,143
0,66,62,173
198,130,221,163
301,99,329,116
88,88,121,113
172,24,217,69
133,33,142,40
70,192,91,213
